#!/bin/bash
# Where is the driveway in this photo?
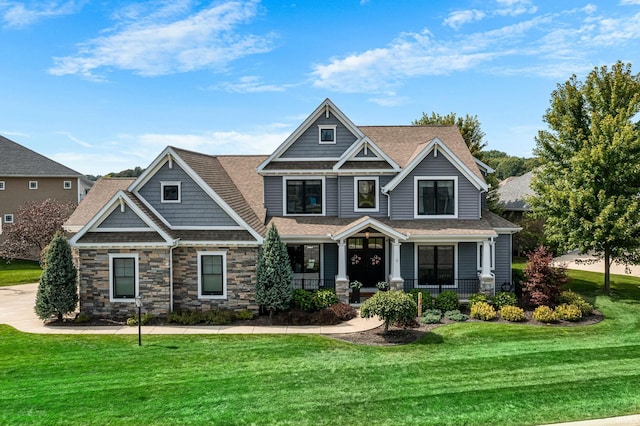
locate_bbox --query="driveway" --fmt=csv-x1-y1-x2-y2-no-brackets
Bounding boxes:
553,251,640,277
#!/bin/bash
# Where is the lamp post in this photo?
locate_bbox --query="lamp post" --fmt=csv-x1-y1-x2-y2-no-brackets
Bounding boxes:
134,295,143,346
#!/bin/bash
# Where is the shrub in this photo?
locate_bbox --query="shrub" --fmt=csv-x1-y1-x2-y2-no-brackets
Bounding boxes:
205,310,234,325
444,310,468,322
167,311,202,325
532,305,557,323
126,312,154,326
522,246,568,307
435,290,460,312
327,303,357,321
312,289,339,310
74,313,91,324
408,289,435,310
492,292,518,309
573,300,594,316
292,289,315,312
468,293,488,307
421,308,442,324
310,309,340,325
554,303,582,322
360,290,417,333
235,309,254,320
470,301,496,321
559,290,584,305
499,305,525,322
255,224,294,317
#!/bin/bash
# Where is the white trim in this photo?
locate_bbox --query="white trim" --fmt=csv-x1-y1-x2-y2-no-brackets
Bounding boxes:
414,176,458,219
332,137,401,172
109,253,139,302
93,227,153,233
63,180,72,190
3,213,14,224
331,217,407,242
476,240,496,271
160,181,181,203
197,251,227,300
269,157,342,162
28,181,38,190
414,243,458,288
354,176,379,213
0,181,5,190
318,125,337,144
169,225,244,231
283,176,326,216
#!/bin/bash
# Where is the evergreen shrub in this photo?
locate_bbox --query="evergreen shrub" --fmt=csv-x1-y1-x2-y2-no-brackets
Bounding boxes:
470,301,496,321
499,305,525,322
532,305,557,323
435,290,460,312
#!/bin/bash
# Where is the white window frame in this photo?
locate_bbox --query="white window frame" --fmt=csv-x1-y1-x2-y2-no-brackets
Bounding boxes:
477,241,496,271
414,176,458,219
414,243,458,288
3,214,14,224
197,251,227,299
63,181,72,190
108,253,139,302
354,177,379,213
29,181,38,190
0,181,5,190
318,125,337,144
283,176,326,216
160,181,181,203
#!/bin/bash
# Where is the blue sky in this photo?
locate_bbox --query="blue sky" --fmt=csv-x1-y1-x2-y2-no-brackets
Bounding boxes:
2,0,640,175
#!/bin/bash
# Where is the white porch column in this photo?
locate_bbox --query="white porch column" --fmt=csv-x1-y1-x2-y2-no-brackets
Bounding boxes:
481,240,492,277
335,239,350,303
479,238,495,296
389,239,404,291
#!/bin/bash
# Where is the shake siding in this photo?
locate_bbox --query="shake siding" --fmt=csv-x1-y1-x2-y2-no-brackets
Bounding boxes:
494,234,513,289
138,162,238,227
264,176,283,217
338,175,392,218
400,242,415,280
389,152,481,220
458,242,478,279
280,114,357,158
98,207,148,228
323,244,338,280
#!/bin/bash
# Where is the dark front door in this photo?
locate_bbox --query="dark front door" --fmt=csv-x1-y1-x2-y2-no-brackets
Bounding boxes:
347,237,385,287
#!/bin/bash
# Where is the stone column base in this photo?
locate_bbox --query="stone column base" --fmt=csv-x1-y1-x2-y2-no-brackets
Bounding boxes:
390,278,404,292
479,274,495,297
335,277,350,304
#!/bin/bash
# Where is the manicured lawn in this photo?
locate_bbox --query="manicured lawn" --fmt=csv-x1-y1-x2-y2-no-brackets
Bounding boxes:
0,258,41,286
1,270,640,425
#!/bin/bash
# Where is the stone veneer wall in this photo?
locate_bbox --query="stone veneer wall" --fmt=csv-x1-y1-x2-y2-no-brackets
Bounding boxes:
78,248,171,319
172,246,260,313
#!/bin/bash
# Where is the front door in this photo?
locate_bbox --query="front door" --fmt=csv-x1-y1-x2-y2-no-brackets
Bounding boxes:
347,237,385,287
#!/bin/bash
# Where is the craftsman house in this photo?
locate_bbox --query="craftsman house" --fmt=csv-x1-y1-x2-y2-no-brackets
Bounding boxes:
67,99,519,319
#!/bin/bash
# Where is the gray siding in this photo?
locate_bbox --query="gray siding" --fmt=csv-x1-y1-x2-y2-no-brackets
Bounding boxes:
138,162,238,227
280,113,357,158
98,206,148,229
355,147,377,158
389,151,481,220
338,175,391,218
494,234,513,289
264,176,283,217
323,243,338,280
458,242,478,279
400,242,415,280
325,177,338,216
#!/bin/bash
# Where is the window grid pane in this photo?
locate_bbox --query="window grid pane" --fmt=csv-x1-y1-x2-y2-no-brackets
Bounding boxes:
113,258,135,298
418,180,454,215
357,179,376,209
201,255,224,295
286,180,322,214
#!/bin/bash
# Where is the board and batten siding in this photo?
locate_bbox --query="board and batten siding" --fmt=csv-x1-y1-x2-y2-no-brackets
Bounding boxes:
494,233,513,289
138,162,238,227
389,152,481,220
338,175,392,218
97,206,148,228
280,114,357,158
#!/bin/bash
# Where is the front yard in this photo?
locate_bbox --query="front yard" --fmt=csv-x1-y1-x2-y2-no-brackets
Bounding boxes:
1,268,640,425
0,258,41,286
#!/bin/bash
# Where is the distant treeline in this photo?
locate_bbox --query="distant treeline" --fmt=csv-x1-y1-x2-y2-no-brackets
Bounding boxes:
85,166,145,181
483,150,538,181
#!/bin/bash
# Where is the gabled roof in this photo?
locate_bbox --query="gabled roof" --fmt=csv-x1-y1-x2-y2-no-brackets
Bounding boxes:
497,171,534,212
0,135,83,177
332,137,400,172
331,216,408,241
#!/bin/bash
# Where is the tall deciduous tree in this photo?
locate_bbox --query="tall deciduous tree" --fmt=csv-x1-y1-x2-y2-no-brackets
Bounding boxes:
255,225,293,318
531,61,640,293
412,112,487,159
35,232,78,321
1,199,75,261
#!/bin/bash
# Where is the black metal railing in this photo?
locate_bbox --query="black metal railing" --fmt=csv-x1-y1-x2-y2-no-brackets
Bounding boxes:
402,278,480,299
292,278,335,291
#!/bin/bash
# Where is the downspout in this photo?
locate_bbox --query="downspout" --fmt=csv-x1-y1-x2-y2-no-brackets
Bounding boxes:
382,189,391,217
169,239,180,312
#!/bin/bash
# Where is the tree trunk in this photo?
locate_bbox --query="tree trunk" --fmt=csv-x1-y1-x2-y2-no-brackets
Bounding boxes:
604,248,611,294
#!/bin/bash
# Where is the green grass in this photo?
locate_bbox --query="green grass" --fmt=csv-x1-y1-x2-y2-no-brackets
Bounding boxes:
1,270,640,425
0,258,41,286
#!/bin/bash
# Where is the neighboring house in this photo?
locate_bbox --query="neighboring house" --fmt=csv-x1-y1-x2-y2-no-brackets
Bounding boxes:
0,135,92,240
496,171,534,219
66,99,520,319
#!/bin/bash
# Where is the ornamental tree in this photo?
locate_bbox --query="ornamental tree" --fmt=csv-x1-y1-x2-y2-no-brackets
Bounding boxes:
35,232,78,321
255,224,293,319
530,61,640,293
360,290,417,333
522,246,568,308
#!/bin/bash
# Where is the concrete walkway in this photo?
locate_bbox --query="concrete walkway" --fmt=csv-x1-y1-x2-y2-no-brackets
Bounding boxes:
0,283,382,335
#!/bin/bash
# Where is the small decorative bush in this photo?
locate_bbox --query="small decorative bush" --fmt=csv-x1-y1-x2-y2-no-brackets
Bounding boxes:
421,308,442,324
74,313,91,324
126,312,154,326
492,292,518,309
499,305,525,322
167,311,202,325
408,289,435,310
204,310,234,325
470,301,496,321
235,309,254,320
559,290,584,305
312,289,339,310
349,280,363,289
444,310,468,322
360,290,418,332
292,289,315,312
468,293,488,307
573,300,594,316
435,290,460,313
532,305,557,323
554,303,582,322
327,303,357,321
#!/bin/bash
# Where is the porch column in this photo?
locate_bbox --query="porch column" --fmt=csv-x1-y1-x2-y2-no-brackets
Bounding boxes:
335,239,350,303
389,239,404,291
479,239,495,296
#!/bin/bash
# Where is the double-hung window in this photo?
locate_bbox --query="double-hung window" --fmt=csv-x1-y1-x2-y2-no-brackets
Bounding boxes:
198,251,227,299
285,178,324,215
354,177,379,212
417,245,455,287
109,254,138,301
415,177,457,218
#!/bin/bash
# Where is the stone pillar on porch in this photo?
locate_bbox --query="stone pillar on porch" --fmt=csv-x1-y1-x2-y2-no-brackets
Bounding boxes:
478,239,495,297
389,239,404,291
335,239,350,303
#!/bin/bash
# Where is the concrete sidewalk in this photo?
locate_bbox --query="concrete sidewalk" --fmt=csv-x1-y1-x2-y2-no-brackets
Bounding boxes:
0,283,382,335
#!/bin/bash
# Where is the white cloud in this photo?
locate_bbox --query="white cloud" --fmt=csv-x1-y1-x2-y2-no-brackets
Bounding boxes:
620,0,640,5
57,131,93,148
209,76,292,93
495,0,537,17
49,0,276,79
0,1,83,29
444,9,486,30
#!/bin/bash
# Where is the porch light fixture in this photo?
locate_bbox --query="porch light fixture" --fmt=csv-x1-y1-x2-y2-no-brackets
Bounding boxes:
365,231,370,239
134,295,143,346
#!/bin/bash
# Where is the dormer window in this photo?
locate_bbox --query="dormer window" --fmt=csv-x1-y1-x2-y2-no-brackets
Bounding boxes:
414,176,458,218
319,125,336,144
161,181,181,203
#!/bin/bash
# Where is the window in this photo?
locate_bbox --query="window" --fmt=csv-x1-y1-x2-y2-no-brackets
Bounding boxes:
415,177,457,217
63,181,72,190
285,178,323,215
417,245,454,287
198,251,227,298
0,181,4,190
354,177,378,211
161,181,181,203
318,125,336,144
109,254,138,301
3,214,13,224
287,244,320,274
29,181,38,190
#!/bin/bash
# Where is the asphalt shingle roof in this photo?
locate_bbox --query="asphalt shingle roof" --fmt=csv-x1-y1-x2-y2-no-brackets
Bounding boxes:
0,135,83,177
